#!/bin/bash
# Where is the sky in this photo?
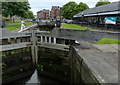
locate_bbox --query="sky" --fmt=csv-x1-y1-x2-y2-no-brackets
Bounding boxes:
28,0,119,15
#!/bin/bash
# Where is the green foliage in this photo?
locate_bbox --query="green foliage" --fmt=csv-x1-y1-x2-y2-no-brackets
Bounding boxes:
11,50,15,54
62,1,89,19
2,52,6,57
37,64,43,71
2,2,33,19
95,0,110,7
75,2,89,14
117,17,120,23
25,47,30,52
62,2,77,19
27,10,34,19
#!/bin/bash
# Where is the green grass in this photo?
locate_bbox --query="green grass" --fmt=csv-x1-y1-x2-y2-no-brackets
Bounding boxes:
62,24,94,30
6,24,21,31
24,22,35,27
6,22,35,31
62,24,119,44
95,38,120,44
6,21,21,24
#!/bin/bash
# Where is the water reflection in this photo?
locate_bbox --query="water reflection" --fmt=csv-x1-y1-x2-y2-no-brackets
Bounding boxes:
39,76,68,85
26,69,40,85
8,69,68,85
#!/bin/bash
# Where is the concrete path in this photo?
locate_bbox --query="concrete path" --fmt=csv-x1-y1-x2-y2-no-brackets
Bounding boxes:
74,42,119,84
92,44,119,52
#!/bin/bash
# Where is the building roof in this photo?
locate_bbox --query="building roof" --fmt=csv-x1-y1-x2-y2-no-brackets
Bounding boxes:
52,6,59,9
74,1,120,17
37,9,50,13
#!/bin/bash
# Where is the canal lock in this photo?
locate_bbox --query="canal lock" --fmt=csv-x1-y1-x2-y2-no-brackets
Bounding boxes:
1,29,85,85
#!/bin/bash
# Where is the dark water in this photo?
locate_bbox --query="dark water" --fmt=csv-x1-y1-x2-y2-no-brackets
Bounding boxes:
8,69,68,85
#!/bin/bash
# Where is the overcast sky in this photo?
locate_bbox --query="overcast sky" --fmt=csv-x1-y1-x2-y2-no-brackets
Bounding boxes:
28,0,119,15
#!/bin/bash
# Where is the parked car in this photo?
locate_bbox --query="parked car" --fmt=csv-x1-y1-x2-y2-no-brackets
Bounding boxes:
66,20,73,24
63,19,73,24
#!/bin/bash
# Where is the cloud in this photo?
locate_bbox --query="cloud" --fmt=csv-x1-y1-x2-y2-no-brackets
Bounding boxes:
29,0,119,3
29,0,119,15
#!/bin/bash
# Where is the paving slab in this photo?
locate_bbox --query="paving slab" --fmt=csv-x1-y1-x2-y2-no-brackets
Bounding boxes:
74,43,119,84
92,44,119,52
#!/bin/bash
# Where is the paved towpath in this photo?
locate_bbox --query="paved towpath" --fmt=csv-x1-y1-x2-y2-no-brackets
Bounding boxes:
92,44,119,52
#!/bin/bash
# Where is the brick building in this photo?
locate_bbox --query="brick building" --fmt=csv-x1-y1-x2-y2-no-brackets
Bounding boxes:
51,6,60,19
37,9,50,19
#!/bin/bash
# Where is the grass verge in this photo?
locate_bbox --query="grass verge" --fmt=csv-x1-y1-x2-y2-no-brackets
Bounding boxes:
6,22,35,31
62,24,94,30
6,21,21,24
94,38,120,44
62,24,119,44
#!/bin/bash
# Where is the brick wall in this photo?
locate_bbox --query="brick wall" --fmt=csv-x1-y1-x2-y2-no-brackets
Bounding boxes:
37,10,50,19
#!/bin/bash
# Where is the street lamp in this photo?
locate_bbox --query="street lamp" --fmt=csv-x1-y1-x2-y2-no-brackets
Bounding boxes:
59,7,62,22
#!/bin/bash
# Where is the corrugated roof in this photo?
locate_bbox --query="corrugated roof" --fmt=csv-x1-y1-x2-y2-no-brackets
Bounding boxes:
74,1,120,17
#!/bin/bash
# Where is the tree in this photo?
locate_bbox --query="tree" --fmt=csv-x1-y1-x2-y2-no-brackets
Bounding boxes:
61,1,77,19
95,0,110,7
2,2,31,21
15,2,31,18
27,10,34,19
61,1,89,19
75,2,89,14
2,2,13,17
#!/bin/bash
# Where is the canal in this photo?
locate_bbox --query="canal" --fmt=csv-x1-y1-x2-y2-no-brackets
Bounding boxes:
8,69,69,85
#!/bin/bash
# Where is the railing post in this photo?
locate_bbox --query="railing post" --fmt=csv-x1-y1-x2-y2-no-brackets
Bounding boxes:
54,37,56,44
45,36,47,43
49,37,51,43
31,30,38,65
41,36,43,42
